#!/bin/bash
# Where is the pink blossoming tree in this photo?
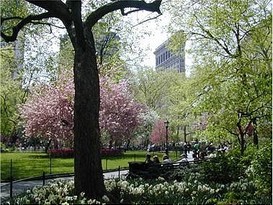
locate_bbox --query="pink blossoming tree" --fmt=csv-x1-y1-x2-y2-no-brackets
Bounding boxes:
20,72,74,147
100,78,144,148
20,74,143,149
150,119,170,145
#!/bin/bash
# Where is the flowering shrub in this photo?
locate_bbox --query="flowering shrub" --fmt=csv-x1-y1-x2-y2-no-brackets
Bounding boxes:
20,73,144,149
200,152,244,184
9,174,271,205
100,148,123,158
48,149,74,158
218,178,271,205
104,177,224,204
8,146,272,204
11,180,104,204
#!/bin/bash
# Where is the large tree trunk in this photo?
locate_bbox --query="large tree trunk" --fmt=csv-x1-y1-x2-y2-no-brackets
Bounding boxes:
73,37,105,199
0,0,162,200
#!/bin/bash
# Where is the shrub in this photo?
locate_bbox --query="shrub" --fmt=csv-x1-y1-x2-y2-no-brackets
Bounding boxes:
48,149,74,158
100,148,123,158
200,152,244,184
246,142,272,196
0,142,9,152
219,178,271,205
8,173,272,205
9,180,104,204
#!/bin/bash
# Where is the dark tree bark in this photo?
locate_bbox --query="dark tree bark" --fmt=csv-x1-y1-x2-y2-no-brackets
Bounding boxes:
1,0,162,199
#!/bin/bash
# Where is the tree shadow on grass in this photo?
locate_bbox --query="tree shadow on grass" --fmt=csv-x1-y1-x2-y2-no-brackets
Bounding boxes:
28,154,50,159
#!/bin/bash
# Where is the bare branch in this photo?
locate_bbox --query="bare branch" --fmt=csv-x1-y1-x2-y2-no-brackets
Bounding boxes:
132,13,162,28
85,0,162,28
222,126,237,136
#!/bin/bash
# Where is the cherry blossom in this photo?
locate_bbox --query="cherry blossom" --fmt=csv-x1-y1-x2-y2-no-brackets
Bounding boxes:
100,78,144,144
20,73,144,146
150,119,170,145
20,73,74,143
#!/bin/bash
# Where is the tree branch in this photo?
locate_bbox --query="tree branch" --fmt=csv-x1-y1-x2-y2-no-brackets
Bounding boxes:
192,14,239,58
25,0,71,25
1,16,24,23
1,12,56,42
67,0,85,49
85,0,162,28
222,126,237,136
132,14,162,28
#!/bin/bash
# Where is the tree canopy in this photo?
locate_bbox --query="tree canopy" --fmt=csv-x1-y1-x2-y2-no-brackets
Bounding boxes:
167,0,272,154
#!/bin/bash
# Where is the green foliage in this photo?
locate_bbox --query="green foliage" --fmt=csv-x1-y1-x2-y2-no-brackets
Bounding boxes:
0,0,28,36
200,144,270,186
129,69,186,115
0,142,8,152
246,142,272,195
168,30,187,55
201,152,244,184
58,16,127,82
167,0,272,147
0,47,24,137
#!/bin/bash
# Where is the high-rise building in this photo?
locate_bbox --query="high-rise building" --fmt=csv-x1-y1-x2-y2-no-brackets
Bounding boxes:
0,37,25,79
154,39,185,73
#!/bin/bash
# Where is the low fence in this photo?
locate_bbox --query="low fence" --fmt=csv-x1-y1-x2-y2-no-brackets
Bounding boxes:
1,151,200,202
1,160,127,202
1,153,138,182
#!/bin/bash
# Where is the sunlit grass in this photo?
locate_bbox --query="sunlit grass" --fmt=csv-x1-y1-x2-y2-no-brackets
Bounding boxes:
1,150,180,181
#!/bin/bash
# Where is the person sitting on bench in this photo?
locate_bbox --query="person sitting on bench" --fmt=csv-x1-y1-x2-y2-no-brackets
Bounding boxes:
145,153,153,164
162,154,172,164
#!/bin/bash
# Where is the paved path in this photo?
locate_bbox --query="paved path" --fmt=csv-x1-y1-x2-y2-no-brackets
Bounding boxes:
0,170,128,202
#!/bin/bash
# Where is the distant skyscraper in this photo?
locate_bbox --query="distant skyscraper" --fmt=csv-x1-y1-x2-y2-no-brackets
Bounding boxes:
154,39,185,73
0,37,25,79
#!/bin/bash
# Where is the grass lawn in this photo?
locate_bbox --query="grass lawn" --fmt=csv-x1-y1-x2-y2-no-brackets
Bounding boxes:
1,150,180,182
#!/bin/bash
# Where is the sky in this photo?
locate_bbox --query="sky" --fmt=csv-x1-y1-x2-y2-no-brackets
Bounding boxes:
123,9,192,76
26,2,193,79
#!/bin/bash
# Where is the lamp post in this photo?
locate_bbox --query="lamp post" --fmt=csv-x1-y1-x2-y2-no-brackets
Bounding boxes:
164,120,169,156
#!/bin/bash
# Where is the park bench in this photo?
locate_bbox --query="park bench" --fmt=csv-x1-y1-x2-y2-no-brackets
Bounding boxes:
127,161,191,179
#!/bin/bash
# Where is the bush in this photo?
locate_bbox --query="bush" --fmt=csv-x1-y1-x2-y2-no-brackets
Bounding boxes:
0,142,9,152
48,148,74,158
8,167,272,205
9,180,104,204
246,142,272,196
100,148,123,158
8,144,272,204
200,152,244,184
